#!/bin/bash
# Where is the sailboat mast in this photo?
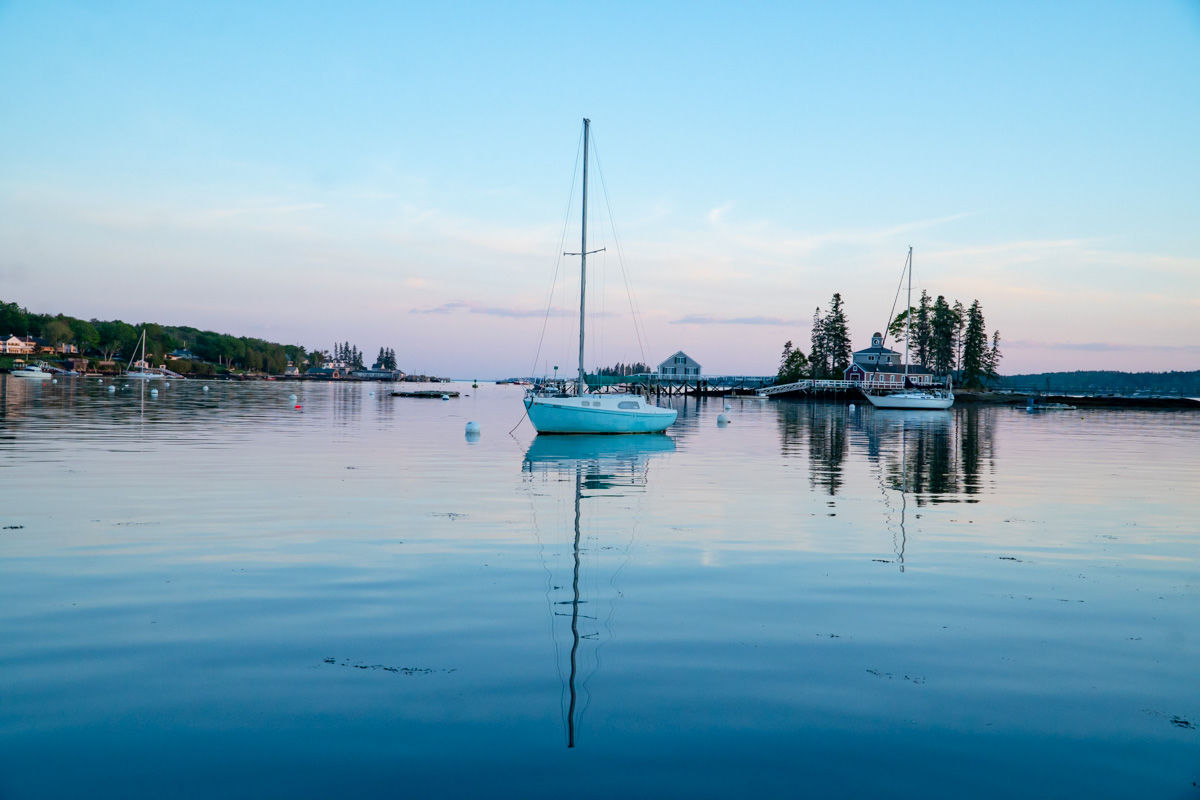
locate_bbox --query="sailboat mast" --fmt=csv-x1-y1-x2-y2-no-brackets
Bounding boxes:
577,118,591,396
904,246,912,382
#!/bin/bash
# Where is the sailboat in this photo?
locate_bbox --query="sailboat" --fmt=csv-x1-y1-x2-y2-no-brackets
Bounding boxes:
864,248,954,410
524,119,677,435
126,330,169,380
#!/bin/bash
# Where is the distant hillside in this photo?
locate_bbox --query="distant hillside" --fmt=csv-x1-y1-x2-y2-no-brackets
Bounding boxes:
995,370,1200,396
1,298,308,374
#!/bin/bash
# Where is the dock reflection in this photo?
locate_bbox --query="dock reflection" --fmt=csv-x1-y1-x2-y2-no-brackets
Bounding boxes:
522,434,675,748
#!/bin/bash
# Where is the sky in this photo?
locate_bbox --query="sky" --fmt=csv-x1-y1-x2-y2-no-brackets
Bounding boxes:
1,1,1198,377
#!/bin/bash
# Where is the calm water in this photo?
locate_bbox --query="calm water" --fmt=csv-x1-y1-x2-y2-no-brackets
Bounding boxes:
1,376,1197,798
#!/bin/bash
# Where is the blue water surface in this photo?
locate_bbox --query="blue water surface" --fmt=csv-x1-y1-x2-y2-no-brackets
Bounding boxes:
1,377,1197,798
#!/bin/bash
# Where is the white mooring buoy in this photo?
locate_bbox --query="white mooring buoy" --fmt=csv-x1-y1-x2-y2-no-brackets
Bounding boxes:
289,394,297,401
724,403,732,411
848,403,856,410
52,379,58,384
165,382,170,388
150,388,158,397
717,413,730,426
107,385,116,393
203,385,209,392
465,420,481,438
441,394,449,401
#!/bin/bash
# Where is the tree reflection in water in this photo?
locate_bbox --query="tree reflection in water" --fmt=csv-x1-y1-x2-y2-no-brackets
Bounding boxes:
776,402,996,505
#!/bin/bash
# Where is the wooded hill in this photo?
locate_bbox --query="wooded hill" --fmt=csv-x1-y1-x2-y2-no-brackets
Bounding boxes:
995,370,1200,396
1,299,308,375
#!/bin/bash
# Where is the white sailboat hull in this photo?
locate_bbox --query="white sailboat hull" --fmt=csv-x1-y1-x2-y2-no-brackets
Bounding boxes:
865,390,954,410
526,394,677,434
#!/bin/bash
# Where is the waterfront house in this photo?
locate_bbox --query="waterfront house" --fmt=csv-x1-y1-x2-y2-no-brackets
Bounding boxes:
843,332,934,387
167,348,197,361
1,335,38,355
658,351,701,377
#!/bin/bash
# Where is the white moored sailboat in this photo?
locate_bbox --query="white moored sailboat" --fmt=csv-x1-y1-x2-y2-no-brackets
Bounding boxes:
524,119,677,435
125,330,177,380
864,247,954,410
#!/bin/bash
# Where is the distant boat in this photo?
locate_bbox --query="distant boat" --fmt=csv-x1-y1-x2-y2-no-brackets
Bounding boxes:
524,119,677,435
865,248,954,411
125,330,176,380
10,362,53,380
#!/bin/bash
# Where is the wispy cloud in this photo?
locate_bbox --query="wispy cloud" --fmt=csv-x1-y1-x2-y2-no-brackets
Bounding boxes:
707,202,733,225
409,301,573,319
670,314,802,326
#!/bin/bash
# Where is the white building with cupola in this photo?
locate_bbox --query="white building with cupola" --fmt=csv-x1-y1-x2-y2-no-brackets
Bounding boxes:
843,332,935,387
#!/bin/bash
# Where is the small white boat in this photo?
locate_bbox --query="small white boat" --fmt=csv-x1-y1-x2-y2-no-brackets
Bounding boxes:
525,393,676,434
524,119,676,435
864,247,954,411
866,389,954,410
10,362,53,380
125,330,170,380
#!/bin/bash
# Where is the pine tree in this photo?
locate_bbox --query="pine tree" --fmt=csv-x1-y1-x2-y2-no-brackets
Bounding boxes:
824,293,852,376
809,307,827,378
960,300,988,388
777,340,809,383
930,295,957,375
952,300,966,371
914,290,932,367
985,330,1002,382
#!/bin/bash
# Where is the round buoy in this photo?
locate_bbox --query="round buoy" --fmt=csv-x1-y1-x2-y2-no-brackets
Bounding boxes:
150,389,158,397
295,404,301,410
289,394,297,401
107,385,116,393
717,413,730,426
202,385,209,392
465,421,481,435
441,394,449,401
165,382,170,388
52,379,58,384
848,403,856,410
472,382,478,389
723,403,731,411
369,391,374,397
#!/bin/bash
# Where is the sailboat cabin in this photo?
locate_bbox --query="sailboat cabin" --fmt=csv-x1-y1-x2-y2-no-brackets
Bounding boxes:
657,351,701,377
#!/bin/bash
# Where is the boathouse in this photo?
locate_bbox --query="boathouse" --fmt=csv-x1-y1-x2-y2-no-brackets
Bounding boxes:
658,351,701,377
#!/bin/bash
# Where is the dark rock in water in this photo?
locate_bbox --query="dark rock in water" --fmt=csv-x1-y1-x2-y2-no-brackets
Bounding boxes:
1170,716,1195,729
2,525,24,530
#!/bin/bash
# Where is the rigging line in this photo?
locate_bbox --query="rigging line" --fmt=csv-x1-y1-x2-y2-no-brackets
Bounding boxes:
880,249,910,351
529,125,585,381
589,131,650,365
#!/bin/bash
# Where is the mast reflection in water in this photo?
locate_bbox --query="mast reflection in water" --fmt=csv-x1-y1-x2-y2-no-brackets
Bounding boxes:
522,434,675,748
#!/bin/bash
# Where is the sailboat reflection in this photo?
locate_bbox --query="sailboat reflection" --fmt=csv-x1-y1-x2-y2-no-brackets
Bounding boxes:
868,410,953,571
522,434,675,748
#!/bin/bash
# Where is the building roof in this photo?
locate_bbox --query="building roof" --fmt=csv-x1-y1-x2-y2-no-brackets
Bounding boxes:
854,345,901,357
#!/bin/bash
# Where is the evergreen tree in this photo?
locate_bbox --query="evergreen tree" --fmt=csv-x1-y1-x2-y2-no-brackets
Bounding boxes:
914,290,932,367
952,300,966,371
985,330,1002,382
824,293,852,377
960,300,988,388
809,307,827,378
777,340,808,383
930,295,957,375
